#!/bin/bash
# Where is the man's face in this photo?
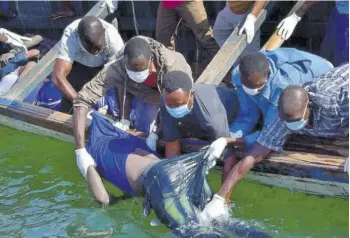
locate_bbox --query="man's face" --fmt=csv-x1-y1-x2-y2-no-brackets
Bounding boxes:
240,71,268,93
81,34,105,55
125,56,150,72
163,88,193,109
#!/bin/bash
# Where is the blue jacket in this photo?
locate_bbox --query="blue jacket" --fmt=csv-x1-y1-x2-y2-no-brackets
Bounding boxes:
230,48,334,149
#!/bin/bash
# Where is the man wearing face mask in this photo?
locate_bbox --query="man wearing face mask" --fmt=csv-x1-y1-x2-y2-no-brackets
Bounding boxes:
200,64,349,221
72,36,193,162
160,70,239,158
52,16,124,114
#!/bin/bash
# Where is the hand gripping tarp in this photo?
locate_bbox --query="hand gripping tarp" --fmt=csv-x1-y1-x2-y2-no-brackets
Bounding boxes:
86,112,271,238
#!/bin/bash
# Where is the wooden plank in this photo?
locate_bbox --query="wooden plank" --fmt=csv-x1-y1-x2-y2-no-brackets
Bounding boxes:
246,172,349,198
195,6,268,85
4,1,112,102
262,0,306,50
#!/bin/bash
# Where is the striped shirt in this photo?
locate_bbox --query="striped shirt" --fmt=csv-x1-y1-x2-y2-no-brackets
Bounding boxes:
257,64,349,151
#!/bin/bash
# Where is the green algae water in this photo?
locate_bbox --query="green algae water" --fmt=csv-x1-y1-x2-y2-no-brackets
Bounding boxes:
0,125,348,237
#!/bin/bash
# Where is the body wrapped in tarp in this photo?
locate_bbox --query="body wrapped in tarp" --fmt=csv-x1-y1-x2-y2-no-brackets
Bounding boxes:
86,112,271,238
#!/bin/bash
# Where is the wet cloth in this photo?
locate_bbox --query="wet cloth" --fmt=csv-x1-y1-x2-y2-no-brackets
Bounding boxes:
57,18,124,67
86,112,157,196
320,4,349,67
160,84,239,142
258,64,349,151
230,48,334,149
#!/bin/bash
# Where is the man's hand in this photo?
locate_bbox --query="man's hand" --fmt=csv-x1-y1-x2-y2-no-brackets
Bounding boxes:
100,0,116,13
0,52,15,65
113,119,130,131
204,138,227,173
277,13,301,40
238,14,256,44
75,148,96,179
146,132,158,151
199,194,228,222
0,28,31,53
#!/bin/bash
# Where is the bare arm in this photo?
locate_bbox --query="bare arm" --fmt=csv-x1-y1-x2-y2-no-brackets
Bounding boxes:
73,106,88,149
87,166,110,205
216,143,271,198
250,0,266,17
295,1,319,17
117,86,133,120
165,140,181,158
52,59,76,101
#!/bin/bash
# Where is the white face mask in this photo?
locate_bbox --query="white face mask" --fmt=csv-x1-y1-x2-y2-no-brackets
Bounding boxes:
125,67,150,83
242,84,260,95
285,100,309,131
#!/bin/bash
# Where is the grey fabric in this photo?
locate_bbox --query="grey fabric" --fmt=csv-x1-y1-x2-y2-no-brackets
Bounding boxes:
160,84,239,142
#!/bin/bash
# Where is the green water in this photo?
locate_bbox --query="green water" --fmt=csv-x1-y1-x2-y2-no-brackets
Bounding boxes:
0,125,348,238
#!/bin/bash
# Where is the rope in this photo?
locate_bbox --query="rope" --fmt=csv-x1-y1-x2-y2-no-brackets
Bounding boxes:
130,0,139,35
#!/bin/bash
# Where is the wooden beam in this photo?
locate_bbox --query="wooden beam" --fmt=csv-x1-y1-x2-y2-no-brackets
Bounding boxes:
4,1,112,102
262,0,306,50
195,4,268,85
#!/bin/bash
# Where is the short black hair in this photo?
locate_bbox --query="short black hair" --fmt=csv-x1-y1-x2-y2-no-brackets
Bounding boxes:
78,16,104,47
239,51,269,78
124,36,151,61
162,71,193,94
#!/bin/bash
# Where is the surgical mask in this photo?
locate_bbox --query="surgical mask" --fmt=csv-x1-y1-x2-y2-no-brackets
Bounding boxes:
125,67,150,83
242,83,265,96
165,95,192,119
285,100,309,131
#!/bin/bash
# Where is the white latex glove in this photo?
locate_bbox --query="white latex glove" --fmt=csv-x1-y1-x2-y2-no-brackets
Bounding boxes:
0,52,15,65
100,0,117,13
0,28,31,53
204,137,227,171
238,14,256,44
113,119,130,131
75,148,97,179
146,132,158,151
199,194,228,222
277,13,301,40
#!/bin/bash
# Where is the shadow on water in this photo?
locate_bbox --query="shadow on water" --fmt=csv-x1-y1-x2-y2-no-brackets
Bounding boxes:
0,125,348,237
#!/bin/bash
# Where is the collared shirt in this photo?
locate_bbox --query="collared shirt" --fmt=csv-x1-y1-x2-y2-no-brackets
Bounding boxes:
230,48,334,149
57,19,124,68
160,84,239,142
258,64,349,151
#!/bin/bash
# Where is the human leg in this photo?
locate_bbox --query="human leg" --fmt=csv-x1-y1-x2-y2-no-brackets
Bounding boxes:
134,97,159,132
177,0,219,59
156,2,179,50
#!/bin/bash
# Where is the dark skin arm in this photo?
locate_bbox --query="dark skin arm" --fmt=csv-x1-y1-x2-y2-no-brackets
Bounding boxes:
216,143,272,198
165,140,181,158
250,0,266,17
295,1,319,17
73,106,88,149
117,86,133,121
52,59,76,102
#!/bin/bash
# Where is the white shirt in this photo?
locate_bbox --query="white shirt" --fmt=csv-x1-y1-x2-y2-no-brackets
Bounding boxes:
57,18,124,67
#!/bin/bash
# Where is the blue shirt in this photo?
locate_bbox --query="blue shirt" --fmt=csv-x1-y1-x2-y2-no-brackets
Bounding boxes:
336,0,349,14
230,48,334,149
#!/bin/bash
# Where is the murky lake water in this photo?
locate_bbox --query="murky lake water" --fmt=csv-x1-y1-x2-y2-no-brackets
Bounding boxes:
0,125,348,237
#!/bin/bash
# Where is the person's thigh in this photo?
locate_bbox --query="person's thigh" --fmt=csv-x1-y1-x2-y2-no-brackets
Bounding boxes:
320,8,337,62
213,6,236,47
134,97,159,132
0,72,18,95
156,2,179,48
334,13,349,66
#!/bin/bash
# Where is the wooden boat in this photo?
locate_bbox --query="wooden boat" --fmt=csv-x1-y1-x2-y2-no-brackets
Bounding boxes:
0,1,348,199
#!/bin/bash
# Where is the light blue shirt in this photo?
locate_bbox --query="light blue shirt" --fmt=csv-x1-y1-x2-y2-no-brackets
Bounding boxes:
230,48,334,149
336,0,349,14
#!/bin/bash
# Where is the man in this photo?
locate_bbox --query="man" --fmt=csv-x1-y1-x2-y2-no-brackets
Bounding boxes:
77,111,271,238
156,0,219,60
229,49,333,152
72,36,193,156
277,1,349,67
213,1,265,48
52,16,123,114
200,64,349,220
160,70,239,158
